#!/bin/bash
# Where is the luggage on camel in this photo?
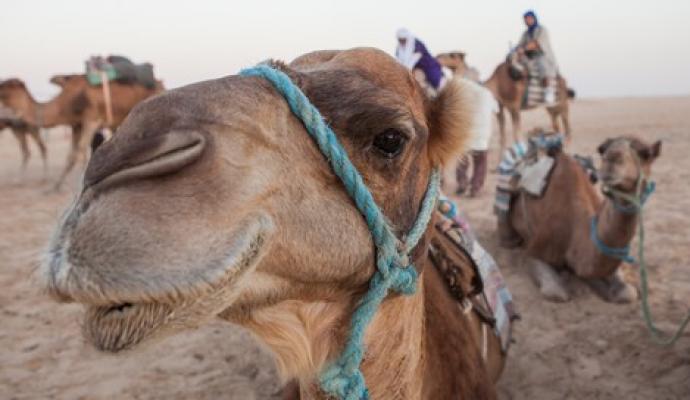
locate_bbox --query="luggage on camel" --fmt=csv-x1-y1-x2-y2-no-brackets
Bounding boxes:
433,195,519,353
85,55,157,89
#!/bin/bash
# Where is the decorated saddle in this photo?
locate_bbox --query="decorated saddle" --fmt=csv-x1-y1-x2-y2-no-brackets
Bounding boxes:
494,131,564,216
86,55,157,89
430,195,518,353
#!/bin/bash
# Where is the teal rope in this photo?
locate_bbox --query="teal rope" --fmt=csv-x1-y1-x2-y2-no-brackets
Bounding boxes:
606,182,690,346
240,65,441,399
600,146,689,346
590,216,635,264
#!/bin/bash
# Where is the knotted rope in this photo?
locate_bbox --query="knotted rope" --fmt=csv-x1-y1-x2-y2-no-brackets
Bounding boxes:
595,147,689,346
240,64,441,399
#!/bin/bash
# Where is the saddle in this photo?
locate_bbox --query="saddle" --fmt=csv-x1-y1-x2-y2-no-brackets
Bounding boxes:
429,198,518,353
86,55,157,89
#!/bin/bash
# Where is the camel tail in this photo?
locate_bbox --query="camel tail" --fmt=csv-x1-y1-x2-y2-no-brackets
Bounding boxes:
567,88,576,99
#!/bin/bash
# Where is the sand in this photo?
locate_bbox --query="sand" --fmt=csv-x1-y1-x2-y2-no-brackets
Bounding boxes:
0,97,689,399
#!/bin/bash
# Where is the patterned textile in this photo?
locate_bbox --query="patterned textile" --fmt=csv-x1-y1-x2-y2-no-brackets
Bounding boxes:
437,195,518,352
494,133,563,215
522,57,559,109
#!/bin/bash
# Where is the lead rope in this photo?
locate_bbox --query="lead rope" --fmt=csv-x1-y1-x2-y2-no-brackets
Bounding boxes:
240,64,441,399
604,153,690,346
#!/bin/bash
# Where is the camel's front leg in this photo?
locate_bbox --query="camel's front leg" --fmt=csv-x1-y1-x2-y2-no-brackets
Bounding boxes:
495,105,507,159
10,131,31,184
28,129,48,181
509,108,523,145
528,257,570,302
52,120,100,191
588,268,638,304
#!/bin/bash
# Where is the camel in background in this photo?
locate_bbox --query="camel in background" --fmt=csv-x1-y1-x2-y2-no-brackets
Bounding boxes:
0,113,47,181
0,76,162,190
438,52,573,156
42,48,506,399
499,136,660,303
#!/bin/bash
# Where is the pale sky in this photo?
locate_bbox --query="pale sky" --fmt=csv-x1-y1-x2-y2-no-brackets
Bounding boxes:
2,0,689,100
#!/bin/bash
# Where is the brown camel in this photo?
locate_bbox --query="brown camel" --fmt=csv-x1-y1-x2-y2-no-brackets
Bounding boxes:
0,113,47,181
438,52,572,156
42,48,506,399
499,136,661,303
0,75,162,189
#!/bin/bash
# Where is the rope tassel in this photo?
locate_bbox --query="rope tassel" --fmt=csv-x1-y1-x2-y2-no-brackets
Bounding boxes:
240,65,441,399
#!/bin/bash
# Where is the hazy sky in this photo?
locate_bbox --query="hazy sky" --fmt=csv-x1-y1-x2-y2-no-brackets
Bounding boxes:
2,0,689,100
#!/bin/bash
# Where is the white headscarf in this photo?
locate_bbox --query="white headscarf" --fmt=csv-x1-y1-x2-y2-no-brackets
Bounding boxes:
395,28,420,70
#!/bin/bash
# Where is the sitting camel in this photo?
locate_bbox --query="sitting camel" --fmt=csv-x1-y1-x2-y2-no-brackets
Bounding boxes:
499,136,661,302
0,112,47,181
42,48,508,399
0,75,162,189
438,52,573,156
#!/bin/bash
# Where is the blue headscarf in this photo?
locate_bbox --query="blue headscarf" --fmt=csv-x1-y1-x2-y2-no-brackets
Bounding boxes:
523,10,539,37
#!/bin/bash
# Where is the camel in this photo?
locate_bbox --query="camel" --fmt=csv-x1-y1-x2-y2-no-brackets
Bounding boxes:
0,75,162,189
0,111,47,181
499,136,661,303
42,48,507,399
438,52,572,156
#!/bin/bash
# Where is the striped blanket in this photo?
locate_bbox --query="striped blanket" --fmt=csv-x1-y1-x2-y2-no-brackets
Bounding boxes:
494,133,564,216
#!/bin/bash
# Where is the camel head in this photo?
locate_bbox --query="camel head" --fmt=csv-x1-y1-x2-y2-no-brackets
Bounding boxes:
42,48,474,358
0,78,32,111
597,136,661,192
436,52,467,75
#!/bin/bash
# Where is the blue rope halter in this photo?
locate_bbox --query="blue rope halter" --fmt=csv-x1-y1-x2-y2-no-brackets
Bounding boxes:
591,149,656,264
240,64,441,399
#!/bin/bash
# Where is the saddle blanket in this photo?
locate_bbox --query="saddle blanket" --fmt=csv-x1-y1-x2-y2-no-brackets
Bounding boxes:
437,195,518,352
86,55,157,89
494,133,563,216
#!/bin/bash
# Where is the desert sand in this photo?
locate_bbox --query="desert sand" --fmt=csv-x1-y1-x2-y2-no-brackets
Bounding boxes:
1,97,689,399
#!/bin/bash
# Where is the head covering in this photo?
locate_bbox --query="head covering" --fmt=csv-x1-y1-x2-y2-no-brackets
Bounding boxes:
395,28,418,69
523,10,539,37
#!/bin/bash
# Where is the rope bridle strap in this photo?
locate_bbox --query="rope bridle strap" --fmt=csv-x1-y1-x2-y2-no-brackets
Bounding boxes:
592,142,689,346
240,64,441,399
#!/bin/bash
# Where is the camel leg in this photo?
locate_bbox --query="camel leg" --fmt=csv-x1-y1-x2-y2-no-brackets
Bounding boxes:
561,107,572,144
528,257,570,302
548,108,561,133
588,268,638,304
53,121,99,191
28,128,48,181
509,108,523,145
496,105,507,158
12,131,30,183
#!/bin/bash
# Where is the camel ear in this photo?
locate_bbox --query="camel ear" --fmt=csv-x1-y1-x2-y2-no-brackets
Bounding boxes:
426,79,476,166
597,138,614,155
638,140,662,162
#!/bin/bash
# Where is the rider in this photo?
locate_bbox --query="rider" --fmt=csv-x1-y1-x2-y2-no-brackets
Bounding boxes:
395,28,445,96
517,10,559,104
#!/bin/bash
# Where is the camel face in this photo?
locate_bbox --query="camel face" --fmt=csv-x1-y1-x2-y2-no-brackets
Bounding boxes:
0,79,30,110
597,137,661,191
42,47,472,353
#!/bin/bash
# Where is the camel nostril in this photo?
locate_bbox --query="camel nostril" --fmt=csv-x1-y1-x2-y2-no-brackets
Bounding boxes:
84,130,206,190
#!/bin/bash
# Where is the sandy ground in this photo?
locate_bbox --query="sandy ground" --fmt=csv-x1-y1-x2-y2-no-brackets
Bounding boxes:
1,97,689,399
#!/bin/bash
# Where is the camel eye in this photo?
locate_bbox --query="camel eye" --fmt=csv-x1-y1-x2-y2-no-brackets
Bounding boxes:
373,129,406,158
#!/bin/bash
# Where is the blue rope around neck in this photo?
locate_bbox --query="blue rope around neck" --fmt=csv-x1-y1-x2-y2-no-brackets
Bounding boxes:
590,217,635,264
240,64,441,400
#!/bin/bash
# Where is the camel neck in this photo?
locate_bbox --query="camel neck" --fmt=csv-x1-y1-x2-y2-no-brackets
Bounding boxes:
13,88,67,127
591,198,639,274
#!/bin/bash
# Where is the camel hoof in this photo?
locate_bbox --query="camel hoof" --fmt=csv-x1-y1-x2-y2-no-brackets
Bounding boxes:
606,282,638,304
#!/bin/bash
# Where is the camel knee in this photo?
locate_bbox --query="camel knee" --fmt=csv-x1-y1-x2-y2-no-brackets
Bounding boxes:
589,270,638,304
528,258,570,302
